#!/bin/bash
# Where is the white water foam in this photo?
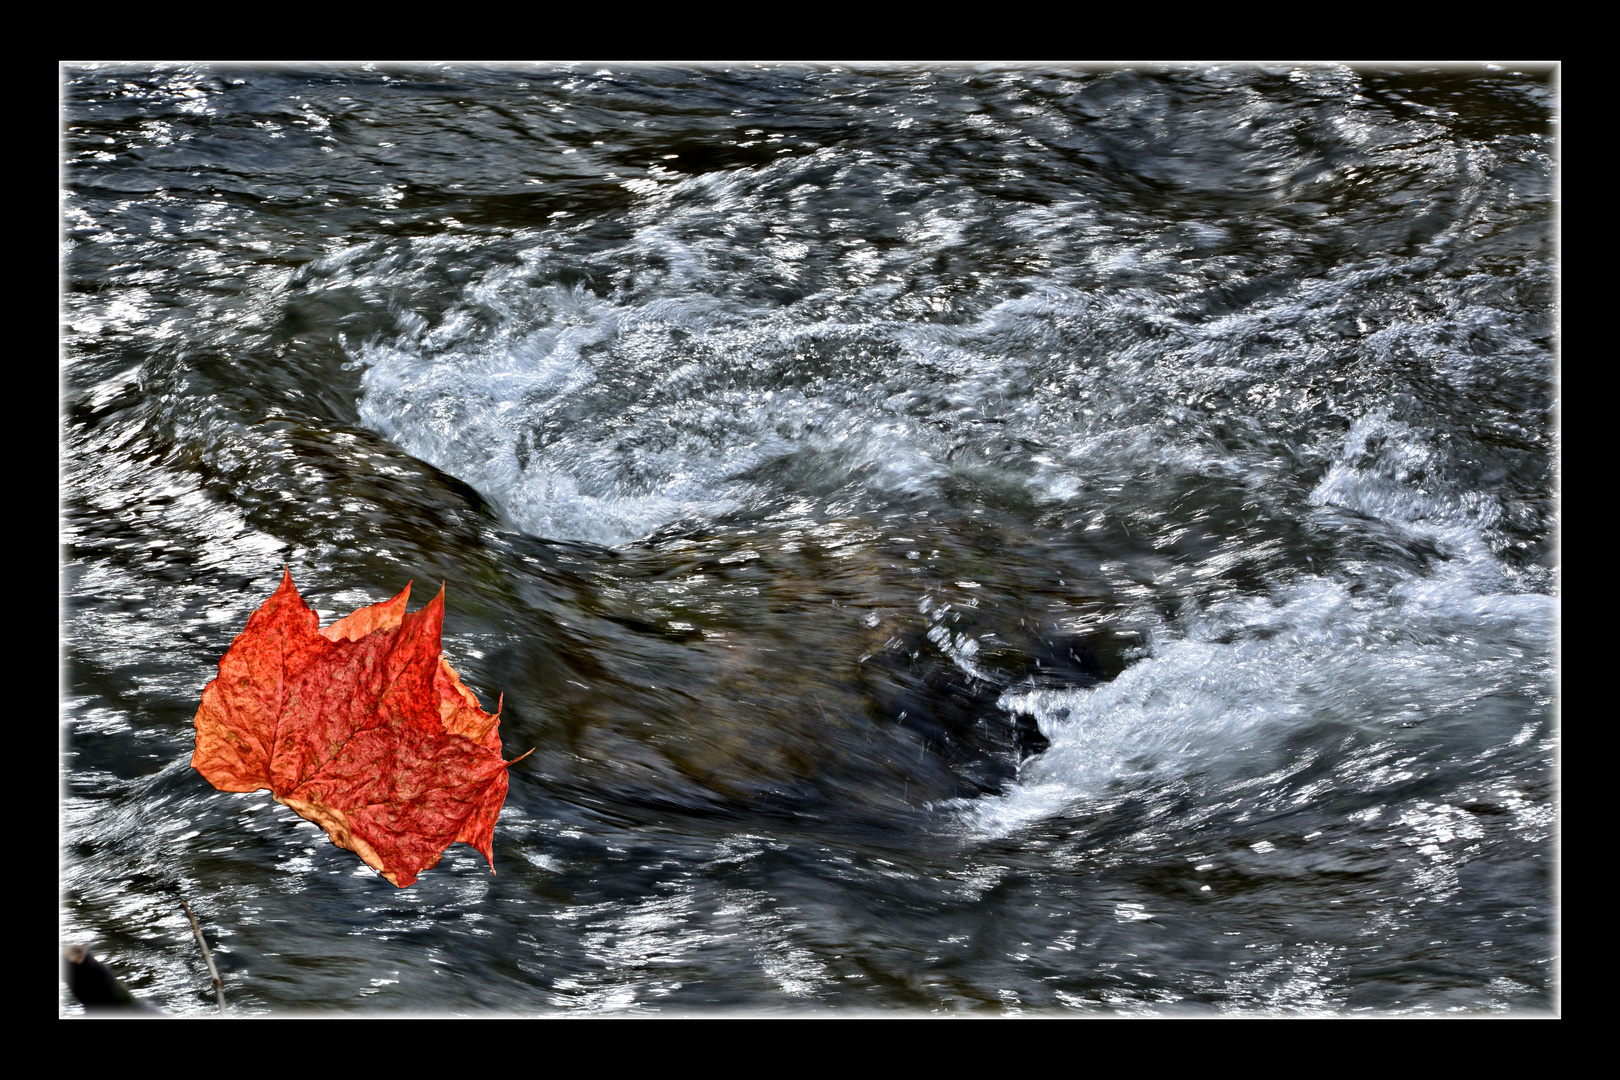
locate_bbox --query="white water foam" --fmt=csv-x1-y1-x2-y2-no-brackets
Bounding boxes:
959,412,1555,839
351,261,1090,546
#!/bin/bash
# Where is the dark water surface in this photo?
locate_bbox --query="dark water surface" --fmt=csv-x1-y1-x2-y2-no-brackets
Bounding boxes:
61,62,1557,1015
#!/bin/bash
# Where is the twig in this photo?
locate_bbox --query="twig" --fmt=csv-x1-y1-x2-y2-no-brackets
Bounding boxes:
180,897,226,1015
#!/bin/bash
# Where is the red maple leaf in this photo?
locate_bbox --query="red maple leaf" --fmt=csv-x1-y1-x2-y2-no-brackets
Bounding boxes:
192,570,524,887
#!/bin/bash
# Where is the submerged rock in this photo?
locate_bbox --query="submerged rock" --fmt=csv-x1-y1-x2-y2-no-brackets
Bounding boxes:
62,945,163,1014
482,514,1142,824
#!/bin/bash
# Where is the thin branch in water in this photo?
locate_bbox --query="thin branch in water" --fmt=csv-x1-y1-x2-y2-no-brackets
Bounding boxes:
180,897,226,1015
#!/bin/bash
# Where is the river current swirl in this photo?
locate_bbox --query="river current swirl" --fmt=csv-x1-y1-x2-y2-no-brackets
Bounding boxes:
62,63,1557,1015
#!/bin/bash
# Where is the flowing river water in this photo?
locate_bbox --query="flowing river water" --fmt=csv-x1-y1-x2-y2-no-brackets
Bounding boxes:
61,63,1558,1015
